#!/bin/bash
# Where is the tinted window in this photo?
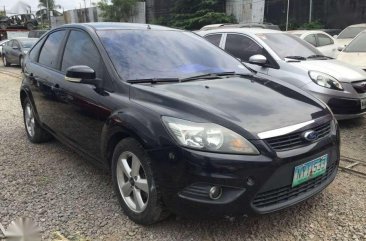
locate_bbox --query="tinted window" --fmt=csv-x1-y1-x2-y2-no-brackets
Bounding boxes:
225,34,263,62
97,30,250,81
205,34,222,47
317,34,333,46
338,26,366,39
345,32,366,52
61,30,102,76
7,40,13,47
29,38,45,62
39,30,66,69
304,34,317,47
257,33,321,59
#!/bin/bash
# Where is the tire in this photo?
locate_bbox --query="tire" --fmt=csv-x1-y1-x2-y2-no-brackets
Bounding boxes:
111,138,169,225
23,97,53,143
3,55,10,67
26,23,34,30
0,23,7,30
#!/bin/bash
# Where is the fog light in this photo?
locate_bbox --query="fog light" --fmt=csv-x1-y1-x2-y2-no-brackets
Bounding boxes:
209,186,222,200
246,177,255,186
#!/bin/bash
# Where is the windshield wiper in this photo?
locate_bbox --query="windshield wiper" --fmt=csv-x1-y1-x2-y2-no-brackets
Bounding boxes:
180,72,250,82
284,56,307,60
127,78,180,84
307,54,333,59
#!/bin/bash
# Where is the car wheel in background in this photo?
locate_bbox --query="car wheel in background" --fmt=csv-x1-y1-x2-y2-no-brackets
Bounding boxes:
3,55,10,67
112,138,169,225
26,23,34,30
23,97,53,143
0,23,7,30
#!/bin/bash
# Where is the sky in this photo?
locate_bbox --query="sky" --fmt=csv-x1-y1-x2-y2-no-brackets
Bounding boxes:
1,0,98,13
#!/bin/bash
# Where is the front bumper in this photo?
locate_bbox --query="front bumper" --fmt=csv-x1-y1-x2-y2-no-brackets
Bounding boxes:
148,125,340,217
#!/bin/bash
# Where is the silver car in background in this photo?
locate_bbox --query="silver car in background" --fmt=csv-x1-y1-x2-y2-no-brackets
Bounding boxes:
197,28,366,120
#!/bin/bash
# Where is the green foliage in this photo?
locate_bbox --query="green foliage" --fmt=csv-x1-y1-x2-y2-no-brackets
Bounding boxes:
98,0,138,22
298,20,325,30
157,0,236,30
38,0,61,10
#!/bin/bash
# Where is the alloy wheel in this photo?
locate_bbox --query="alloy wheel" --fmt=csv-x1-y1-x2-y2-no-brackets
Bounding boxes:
24,102,35,137
116,151,149,213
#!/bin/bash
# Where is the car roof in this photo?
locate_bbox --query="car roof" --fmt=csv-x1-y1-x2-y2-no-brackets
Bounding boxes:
288,30,325,34
59,22,175,31
347,23,366,28
198,27,282,35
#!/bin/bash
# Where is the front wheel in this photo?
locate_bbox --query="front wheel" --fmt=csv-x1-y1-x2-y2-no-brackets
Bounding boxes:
23,97,53,143
3,55,10,67
112,138,169,225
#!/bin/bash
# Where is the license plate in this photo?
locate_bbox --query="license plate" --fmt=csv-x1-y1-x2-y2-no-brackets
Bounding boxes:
361,98,366,110
292,154,328,187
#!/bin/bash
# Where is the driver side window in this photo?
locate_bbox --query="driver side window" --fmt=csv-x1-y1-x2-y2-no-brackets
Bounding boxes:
225,34,263,62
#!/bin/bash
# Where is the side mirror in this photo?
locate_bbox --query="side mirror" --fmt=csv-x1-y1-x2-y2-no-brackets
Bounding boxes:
12,46,19,50
65,65,96,83
249,54,268,66
337,46,344,52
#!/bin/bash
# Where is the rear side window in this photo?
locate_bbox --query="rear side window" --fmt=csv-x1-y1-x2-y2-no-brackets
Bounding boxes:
317,34,333,46
39,30,66,69
304,34,317,47
29,38,45,62
225,34,263,62
205,34,222,47
61,30,102,77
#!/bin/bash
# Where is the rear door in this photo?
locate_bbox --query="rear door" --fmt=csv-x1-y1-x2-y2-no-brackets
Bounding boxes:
26,30,68,132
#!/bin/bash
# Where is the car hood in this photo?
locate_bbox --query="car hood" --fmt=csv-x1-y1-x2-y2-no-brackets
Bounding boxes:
130,76,328,138
288,59,366,82
337,52,366,70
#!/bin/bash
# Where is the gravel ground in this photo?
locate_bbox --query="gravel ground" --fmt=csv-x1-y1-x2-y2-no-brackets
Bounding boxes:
0,67,365,241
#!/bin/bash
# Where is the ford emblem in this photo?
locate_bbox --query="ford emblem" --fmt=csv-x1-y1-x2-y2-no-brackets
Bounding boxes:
303,130,319,142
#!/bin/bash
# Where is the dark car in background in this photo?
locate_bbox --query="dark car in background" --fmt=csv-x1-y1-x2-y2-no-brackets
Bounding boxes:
3,37,37,67
20,23,339,225
0,14,38,30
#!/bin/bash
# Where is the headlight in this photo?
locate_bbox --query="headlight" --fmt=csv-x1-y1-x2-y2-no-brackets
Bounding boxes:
162,117,259,154
309,71,343,90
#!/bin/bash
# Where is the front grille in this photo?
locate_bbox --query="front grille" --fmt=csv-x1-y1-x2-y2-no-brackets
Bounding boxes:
352,80,366,94
252,161,337,209
265,122,331,151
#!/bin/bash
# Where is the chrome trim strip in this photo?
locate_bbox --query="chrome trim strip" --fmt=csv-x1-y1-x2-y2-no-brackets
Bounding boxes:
257,120,315,139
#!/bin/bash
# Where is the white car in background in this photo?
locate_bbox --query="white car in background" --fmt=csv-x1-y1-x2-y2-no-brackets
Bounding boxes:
0,39,9,56
289,30,339,58
337,31,366,71
335,23,366,47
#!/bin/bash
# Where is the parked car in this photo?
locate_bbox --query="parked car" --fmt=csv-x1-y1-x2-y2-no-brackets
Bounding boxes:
335,23,366,47
28,30,48,38
318,29,342,37
2,37,37,67
337,31,366,71
0,39,10,56
289,30,339,58
21,23,340,225
197,28,366,119
201,23,280,31
0,14,38,30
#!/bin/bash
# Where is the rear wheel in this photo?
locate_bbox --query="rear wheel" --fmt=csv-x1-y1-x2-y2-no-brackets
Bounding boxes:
0,23,7,30
3,55,10,67
23,97,53,143
112,138,169,225
26,23,34,30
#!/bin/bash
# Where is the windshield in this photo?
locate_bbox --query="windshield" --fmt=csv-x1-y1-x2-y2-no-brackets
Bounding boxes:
338,26,366,39
19,39,37,48
97,30,250,81
344,32,366,52
257,33,321,60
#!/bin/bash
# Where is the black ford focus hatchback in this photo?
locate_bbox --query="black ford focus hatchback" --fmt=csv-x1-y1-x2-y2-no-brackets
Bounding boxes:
20,23,340,225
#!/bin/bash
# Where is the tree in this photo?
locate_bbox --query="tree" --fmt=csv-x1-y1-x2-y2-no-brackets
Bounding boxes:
98,0,138,22
157,0,236,30
38,0,61,11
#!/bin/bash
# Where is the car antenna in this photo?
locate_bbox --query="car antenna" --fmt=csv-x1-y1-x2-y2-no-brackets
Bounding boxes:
147,24,151,30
